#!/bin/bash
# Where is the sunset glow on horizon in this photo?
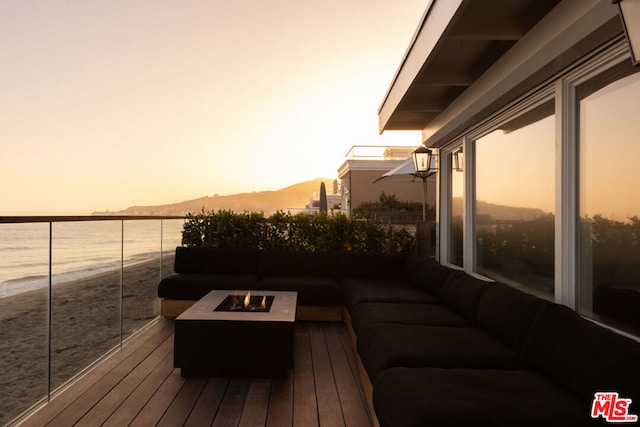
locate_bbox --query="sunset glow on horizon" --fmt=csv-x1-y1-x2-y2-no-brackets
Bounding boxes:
1,0,424,214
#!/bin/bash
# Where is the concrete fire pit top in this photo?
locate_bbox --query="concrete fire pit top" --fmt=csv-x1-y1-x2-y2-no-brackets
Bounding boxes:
176,290,297,323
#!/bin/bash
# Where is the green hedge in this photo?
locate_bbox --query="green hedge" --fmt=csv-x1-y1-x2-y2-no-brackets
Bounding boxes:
182,209,416,254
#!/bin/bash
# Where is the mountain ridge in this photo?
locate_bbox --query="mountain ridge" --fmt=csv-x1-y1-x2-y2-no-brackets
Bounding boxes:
92,178,336,216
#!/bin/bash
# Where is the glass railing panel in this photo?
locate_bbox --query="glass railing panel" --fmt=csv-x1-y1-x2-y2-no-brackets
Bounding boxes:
0,216,183,425
161,219,183,279
49,220,122,391
122,220,162,338
0,223,50,426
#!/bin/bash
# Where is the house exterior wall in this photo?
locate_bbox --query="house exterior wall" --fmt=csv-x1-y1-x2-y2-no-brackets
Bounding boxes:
382,0,640,338
347,170,434,213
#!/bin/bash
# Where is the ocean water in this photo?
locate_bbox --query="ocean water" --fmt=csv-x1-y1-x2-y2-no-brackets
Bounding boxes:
0,219,184,299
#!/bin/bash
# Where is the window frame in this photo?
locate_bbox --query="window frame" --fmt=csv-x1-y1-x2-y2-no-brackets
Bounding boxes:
436,37,640,336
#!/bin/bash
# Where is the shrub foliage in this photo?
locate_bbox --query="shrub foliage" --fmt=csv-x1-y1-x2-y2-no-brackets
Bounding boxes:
182,209,416,254
352,192,430,220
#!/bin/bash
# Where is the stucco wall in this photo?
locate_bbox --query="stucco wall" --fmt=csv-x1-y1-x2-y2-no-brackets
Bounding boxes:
348,170,436,211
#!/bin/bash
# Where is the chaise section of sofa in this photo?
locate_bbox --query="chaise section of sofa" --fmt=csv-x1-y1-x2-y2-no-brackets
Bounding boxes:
373,367,591,427
372,302,640,427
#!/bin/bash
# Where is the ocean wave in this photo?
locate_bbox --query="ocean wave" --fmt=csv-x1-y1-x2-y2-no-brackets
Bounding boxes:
3,274,48,284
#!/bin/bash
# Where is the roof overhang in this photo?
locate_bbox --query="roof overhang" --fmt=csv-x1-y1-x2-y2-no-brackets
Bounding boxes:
337,159,408,178
379,0,623,146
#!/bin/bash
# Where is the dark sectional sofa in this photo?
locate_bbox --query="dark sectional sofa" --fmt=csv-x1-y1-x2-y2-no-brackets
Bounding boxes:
158,247,640,426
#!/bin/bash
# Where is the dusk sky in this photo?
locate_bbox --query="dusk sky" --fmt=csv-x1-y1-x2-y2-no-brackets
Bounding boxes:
1,0,424,214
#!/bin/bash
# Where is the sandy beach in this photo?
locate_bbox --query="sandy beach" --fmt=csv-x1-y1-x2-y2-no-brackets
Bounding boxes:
0,255,174,425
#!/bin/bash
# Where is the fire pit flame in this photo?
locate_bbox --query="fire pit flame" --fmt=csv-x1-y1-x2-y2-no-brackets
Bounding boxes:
214,292,274,312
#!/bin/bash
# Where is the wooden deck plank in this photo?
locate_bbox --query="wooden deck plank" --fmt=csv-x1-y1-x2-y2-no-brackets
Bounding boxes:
46,332,168,427
239,378,272,427
129,369,186,427
157,377,207,426
102,350,175,427
20,320,371,427
21,319,173,427
184,377,229,427
325,324,372,427
310,324,346,427
293,325,319,427
74,334,174,427
337,321,362,393
211,377,250,427
266,374,294,427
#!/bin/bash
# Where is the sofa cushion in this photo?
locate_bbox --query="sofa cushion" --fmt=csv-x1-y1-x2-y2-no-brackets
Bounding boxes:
439,271,489,321
373,367,591,427
342,278,439,311
404,257,456,296
339,253,406,279
157,273,259,300
258,276,342,305
349,302,470,335
357,323,524,381
173,247,258,274
476,282,548,351
522,303,640,403
258,251,339,278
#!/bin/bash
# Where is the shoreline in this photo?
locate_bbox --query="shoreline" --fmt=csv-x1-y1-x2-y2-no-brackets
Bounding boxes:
0,249,178,299
0,255,174,426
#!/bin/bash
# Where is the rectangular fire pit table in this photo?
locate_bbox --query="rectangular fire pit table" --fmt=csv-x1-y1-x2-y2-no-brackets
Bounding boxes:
174,290,297,377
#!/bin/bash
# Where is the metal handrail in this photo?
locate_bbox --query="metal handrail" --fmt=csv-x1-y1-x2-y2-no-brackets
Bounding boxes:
0,215,185,223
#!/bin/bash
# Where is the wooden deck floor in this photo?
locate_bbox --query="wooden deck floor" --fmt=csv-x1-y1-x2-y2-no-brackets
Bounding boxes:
19,318,372,427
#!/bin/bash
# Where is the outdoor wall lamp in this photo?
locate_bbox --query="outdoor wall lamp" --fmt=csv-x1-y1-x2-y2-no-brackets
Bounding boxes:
412,145,433,179
613,0,640,66
453,148,464,172
412,145,433,221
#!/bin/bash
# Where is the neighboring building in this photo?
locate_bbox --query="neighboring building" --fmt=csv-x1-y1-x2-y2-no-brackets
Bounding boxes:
379,0,640,337
337,145,435,216
305,193,342,212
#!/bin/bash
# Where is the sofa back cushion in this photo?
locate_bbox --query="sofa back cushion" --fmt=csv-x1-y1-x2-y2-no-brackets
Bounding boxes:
522,304,640,403
404,256,456,296
339,253,406,279
174,247,258,274
439,271,489,322
476,282,547,351
258,251,339,278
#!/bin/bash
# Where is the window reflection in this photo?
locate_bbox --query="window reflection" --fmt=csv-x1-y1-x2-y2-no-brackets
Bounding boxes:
475,100,555,299
449,150,464,267
578,63,640,336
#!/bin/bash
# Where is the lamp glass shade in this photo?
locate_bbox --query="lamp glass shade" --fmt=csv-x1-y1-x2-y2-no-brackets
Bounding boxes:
617,0,640,66
453,149,464,172
412,146,432,174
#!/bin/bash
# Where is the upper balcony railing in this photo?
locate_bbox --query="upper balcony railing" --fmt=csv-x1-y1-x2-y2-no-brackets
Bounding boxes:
343,145,417,161
0,215,185,427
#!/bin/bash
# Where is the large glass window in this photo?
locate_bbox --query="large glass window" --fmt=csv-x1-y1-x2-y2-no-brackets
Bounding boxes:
578,63,640,336
475,100,555,299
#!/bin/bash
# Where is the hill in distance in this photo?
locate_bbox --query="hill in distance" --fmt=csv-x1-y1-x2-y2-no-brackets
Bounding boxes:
93,178,337,216
452,197,549,222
